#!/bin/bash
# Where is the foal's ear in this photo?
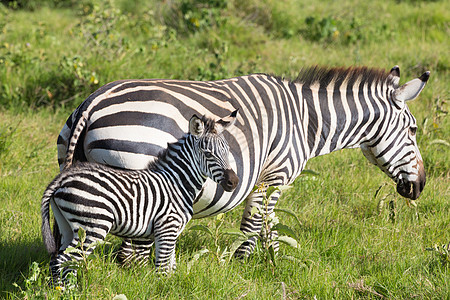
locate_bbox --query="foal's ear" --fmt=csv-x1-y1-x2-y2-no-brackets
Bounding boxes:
189,115,204,137
393,71,430,105
215,109,239,134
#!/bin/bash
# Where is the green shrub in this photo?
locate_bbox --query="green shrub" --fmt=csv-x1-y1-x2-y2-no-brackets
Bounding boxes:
0,0,93,10
158,0,228,34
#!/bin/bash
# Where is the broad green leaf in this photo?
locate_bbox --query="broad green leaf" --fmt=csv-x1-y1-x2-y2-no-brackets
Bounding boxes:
271,216,279,225
87,240,111,250
64,247,82,255
229,237,248,257
266,186,278,198
272,223,298,240
275,236,298,248
77,227,86,243
188,224,213,236
276,185,292,192
250,206,259,217
274,207,302,227
268,245,276,266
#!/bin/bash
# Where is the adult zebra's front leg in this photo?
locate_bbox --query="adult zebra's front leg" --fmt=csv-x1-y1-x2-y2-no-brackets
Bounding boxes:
118,238,154,267
234,185,282,258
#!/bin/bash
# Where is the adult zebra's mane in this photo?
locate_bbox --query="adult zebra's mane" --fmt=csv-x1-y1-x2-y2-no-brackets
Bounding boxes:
291,66,393,88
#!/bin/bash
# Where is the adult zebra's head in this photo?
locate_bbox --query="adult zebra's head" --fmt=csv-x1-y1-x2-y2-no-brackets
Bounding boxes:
189,110,239,192
361,66,429,200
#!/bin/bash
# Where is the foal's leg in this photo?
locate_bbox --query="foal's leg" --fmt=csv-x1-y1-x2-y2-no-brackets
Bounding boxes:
153,214,189,273
50,227,108,287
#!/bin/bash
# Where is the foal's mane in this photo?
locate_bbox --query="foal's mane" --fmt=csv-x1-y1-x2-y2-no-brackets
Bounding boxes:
146,116,217,169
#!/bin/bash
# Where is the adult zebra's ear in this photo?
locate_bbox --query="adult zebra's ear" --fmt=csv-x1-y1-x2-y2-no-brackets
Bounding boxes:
389,65,400,88
189,115,205,137
393,71,430,105
215,109,239,134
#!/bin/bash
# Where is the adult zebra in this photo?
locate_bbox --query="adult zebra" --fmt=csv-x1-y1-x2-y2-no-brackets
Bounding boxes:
42,112,238,282
57,65,429,257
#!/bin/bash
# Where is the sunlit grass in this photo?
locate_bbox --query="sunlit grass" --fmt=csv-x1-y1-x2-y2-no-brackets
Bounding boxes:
0,0,448,298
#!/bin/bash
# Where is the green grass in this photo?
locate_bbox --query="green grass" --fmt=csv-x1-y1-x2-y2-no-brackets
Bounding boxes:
0,0,449,298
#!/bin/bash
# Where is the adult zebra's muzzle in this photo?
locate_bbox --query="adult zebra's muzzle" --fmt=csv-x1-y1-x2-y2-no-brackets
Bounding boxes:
220,169,239,192
396,161,426,200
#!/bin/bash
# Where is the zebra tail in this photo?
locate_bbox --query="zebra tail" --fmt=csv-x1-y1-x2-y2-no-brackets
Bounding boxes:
63,111,88,170
41,180,59,255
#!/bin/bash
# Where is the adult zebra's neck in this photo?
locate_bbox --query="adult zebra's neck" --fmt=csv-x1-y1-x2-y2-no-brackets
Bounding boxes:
290,66,394,160
151,135,205,201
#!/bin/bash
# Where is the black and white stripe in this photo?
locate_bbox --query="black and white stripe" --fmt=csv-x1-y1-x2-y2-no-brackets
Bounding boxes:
57,65,429,257
42,112,238,283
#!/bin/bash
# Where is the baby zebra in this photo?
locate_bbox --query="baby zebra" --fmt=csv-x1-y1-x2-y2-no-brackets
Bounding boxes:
41,111,239,283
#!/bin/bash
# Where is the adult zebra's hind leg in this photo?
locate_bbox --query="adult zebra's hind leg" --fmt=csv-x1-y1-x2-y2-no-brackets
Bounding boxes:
118,238,154,267
234,187,281,258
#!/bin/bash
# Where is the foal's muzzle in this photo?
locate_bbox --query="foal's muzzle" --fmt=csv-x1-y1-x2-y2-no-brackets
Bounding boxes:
220,169,239,192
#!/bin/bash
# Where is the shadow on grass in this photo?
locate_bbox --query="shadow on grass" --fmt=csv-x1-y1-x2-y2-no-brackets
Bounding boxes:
0,237,48,297
0,236,124,297
0,229,231,297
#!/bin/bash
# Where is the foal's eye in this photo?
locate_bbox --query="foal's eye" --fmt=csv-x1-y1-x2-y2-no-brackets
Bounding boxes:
204,151,213,158
409,127,417,136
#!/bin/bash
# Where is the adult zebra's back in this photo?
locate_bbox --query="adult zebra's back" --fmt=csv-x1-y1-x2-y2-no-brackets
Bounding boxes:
58,65,429,256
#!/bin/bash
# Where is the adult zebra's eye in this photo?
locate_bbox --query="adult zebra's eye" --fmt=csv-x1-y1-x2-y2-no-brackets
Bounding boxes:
409,127,417,136
204,151,213,158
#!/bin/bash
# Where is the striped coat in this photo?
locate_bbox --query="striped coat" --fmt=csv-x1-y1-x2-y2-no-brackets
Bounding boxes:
57,66,429,256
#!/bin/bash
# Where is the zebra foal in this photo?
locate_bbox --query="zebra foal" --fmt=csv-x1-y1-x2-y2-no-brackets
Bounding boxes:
41,111,239,283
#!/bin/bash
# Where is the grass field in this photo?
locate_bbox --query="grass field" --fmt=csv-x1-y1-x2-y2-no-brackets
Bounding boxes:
0,0,448,299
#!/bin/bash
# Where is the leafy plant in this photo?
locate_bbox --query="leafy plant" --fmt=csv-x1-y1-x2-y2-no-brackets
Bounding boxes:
249,184,300,266
188,213,235,268
303,16,340,43
301,15,389,45
187,185,301,269
62,227,110,289
189,184,302,268
195,42,231,81
75,0,128,60
0,0,89,11
60,55,99,90
161,0,228,34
